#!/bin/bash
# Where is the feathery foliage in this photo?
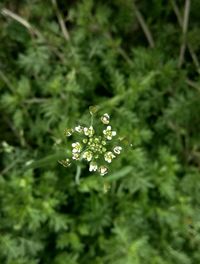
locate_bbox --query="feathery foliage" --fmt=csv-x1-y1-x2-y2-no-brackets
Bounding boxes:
1,0,200,263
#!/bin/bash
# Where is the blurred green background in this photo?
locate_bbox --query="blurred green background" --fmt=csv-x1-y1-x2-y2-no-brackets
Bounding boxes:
1,0,200,263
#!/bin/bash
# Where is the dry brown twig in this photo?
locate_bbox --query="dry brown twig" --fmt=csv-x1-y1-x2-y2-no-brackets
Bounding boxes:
171,0,200,74
178,0,191,68
186,79,200,92
133,2,155,48
171,0,200,93
51,0,70,41
1,8,43,39
1,7,65,62
0,69,15,93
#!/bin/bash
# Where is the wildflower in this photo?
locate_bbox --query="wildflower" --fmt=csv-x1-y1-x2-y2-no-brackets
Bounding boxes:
104,151,116,163
72,153,80,160
103,126,116,140
60,109,125,181
99,165,108,176
82,151,93,161
89,161,98,172
72,142,82,153
101,113,110,124
84,126,95,137
75,125,83,133
113,146,122,154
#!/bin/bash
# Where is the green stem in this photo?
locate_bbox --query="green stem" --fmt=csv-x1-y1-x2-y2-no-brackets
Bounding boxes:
75,165,81,185
90,114,94,127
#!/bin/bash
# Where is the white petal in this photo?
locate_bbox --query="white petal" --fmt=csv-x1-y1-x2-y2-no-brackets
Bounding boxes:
83,127,88,134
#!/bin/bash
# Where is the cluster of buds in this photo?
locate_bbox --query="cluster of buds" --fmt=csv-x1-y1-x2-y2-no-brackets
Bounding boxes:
59,111,123,176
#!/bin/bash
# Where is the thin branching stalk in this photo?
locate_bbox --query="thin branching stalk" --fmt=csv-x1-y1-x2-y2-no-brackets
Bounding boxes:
1,8,43,39
51,0,70,41
186,79,200,92
178,0,191,67
133,2,155,48
1,8,65,62
171,0,200,73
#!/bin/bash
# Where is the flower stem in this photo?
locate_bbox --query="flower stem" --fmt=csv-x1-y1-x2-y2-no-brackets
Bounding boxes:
75,165,81,185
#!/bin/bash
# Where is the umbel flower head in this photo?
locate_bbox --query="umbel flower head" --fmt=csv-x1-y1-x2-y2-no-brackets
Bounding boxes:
59,109,123,176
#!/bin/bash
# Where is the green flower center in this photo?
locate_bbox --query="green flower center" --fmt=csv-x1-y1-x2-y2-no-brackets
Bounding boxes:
87,137,107,153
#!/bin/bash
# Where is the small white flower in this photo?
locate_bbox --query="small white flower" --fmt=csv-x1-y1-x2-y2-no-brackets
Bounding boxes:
104,151,116,163
103,126,116,140
113,146,122,154
72,153,80,160
84,126,95,137
82,151,93,161
101,113,110,124
75,125,83,133
72,142,82,153
99,165,108,176
89,161,98,172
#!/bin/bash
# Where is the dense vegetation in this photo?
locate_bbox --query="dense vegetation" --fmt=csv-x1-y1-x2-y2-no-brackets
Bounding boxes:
1,0,200,263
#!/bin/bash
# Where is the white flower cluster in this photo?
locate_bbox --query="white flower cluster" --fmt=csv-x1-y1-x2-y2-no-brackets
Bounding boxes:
61,112,123,176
